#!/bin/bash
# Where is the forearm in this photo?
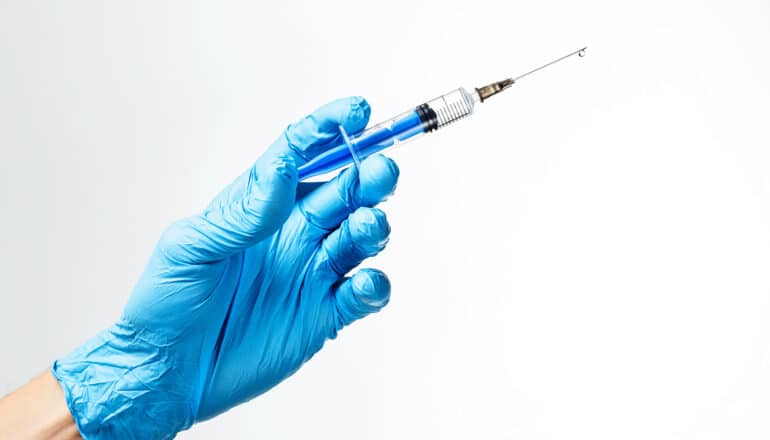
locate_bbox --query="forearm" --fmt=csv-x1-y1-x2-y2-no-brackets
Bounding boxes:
0,371,80,439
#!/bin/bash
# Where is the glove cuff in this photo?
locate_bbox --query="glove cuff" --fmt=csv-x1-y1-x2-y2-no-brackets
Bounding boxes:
52,320,195,439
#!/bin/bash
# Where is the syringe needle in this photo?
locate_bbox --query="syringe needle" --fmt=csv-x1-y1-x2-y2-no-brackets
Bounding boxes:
475,46,587,102
511,46,587,83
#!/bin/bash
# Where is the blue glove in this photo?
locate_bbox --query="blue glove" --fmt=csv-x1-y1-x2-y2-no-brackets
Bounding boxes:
52,97,400,439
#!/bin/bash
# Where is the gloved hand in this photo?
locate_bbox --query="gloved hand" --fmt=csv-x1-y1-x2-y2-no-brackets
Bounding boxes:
52,97,400,439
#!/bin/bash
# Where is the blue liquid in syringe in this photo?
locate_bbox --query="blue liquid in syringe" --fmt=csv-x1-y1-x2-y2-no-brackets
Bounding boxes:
298,110,426,180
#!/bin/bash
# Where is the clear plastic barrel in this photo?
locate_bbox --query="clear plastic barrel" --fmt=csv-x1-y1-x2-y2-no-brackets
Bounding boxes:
297,87,481,181
425,87,478,128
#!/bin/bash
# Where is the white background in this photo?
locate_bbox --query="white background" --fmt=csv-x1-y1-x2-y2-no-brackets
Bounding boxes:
2,1,770,438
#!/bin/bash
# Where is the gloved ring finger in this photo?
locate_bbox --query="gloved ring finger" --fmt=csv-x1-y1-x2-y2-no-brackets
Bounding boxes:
317,207,391,277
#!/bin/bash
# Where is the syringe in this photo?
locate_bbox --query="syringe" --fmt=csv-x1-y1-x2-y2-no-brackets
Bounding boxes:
298,47,587,180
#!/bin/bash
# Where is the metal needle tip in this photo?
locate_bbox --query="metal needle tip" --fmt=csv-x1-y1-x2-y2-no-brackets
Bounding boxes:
511,46,587,83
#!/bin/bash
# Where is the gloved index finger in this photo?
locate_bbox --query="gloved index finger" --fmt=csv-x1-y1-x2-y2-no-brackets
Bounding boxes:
298,154,399,232
266,96,371,166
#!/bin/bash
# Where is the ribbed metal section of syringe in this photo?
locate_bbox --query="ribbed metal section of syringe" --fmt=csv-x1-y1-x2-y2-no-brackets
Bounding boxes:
426,88,475,129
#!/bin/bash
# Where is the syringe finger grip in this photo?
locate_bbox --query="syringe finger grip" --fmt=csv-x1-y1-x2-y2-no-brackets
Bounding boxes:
338,124,361,169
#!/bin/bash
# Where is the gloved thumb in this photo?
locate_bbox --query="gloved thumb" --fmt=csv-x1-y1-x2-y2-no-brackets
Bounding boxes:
158,97,371,265
158,153,297,264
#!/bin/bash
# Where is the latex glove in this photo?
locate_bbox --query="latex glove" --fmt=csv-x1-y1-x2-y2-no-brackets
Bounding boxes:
52,97,400,439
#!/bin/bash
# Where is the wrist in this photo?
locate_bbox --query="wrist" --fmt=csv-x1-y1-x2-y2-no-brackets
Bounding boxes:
0,371,80,439
52,319,194,439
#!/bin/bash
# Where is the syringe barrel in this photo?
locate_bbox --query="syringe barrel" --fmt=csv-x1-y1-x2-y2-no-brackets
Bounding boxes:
424,87,478,129
297,87,478,180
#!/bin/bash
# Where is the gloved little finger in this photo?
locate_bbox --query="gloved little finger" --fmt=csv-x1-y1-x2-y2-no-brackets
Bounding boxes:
333,268,391,328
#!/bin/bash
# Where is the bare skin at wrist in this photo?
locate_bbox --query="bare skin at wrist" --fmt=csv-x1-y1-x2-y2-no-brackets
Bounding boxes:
0,371,81,439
